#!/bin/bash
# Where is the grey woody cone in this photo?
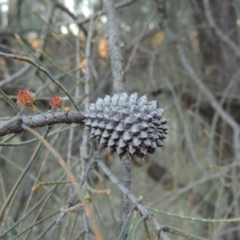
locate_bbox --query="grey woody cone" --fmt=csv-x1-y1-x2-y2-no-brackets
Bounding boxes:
83,93,168,159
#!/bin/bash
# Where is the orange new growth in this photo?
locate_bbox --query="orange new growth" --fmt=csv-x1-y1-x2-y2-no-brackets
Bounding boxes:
50,96,63,109
17,90,36,107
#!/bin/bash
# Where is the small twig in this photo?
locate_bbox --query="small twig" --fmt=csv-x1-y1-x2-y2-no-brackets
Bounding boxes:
15,34,42,65
86,185,111,195
66,25,82,200
54,156,98,234
0,51,80,111
82,16,95,240
120,156,131,238
20,124,104,240
0,61,31,88
37,50,84,82
60,203,84,213
9,211,59,240
203,0,240,60
0,2,55,89
67,155,98,206
0,159,81,238
148,51,158,91
131,214,146,239
208,69,240,156
164,77,203,170
17,132,60,236
148,206,240,223
32,181,70,191
97,159,172,240
162,226,208,240
57,0,139,27
125,10,156,72
165,26,240,161
0,89,20,112
0,126,51,222
176,44,240,161
55,1,87,36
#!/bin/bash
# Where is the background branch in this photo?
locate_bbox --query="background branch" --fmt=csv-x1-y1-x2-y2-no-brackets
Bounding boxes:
103,0,130,239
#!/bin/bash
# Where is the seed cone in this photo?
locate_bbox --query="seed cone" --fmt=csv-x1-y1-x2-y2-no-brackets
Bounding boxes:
83,93,168,159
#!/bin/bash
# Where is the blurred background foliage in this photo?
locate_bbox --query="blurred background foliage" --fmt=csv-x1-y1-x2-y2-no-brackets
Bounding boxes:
0,0,240,239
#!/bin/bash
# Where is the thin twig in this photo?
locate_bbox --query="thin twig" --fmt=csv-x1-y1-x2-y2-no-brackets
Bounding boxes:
164,77,203,170
82,16,95,240
67,155,98,206
0,65,31,88
162,226,207,240
148,206,240,223
176,44,240,160
97,159,172,239
55,1,87,36
203,0,240,60
0,2,56,88
20,124,104,240
208,69,240,156
125,10,156,72
0,126,51,222
0,51,80,111
165,26,240,161
57,0,139,27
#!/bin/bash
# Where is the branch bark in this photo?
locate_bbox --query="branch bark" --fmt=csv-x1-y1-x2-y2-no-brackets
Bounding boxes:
103,0,129,239
103,0,125,93
0,111,84,137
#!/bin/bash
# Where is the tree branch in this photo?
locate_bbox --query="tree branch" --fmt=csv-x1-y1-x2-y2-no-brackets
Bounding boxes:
57,0,139,27
203,0,240,60
103,0,131,238
0,1,56,88
103,0,125,93
97,160,173,239
0,111,84,137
